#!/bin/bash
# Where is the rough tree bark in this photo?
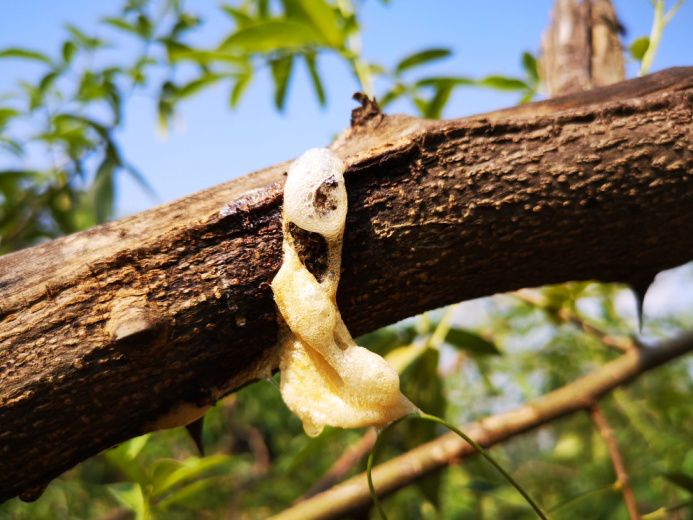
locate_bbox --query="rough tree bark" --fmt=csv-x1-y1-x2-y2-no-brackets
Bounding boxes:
1,67,692,501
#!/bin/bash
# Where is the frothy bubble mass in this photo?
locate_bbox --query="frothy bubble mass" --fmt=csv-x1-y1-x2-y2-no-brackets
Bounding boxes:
271,148,415,437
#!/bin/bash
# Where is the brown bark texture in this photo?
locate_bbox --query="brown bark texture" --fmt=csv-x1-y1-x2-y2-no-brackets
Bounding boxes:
0,67,692,501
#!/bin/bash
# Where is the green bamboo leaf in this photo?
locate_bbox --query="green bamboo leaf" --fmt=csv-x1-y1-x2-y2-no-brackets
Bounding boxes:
304,52,326,106
220,5,254,27
395,48,451,75
629,36,650,62
271,55,294,110
478,75,529,91
0,47,52,64
415,76,474,88
65,24,106,49
229,70,253,108
219,20,325,53
62,40,77,63
151,454,232,497
174,73,224,100
445,328,501,356
283,0,344,48
102,17,140,35
423,84,453,119
109,483,152,520
378,84,406,108
521,51,539,83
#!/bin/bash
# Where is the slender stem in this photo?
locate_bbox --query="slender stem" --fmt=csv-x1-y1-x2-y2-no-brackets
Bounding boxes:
590,404,641,519
367,412,548,520
640,0,684,76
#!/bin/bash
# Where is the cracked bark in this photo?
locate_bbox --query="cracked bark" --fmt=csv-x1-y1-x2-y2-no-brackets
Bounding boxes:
0,67,692,501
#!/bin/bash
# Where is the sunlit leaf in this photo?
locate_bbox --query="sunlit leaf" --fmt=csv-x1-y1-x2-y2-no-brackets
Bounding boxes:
65,24,106,49
229,70,253,108
62,40,77,63
478,75,529,91
304,52,326,106
415,76,474,88
395,48,451,75
109,482,152,520
270,55,294,110
102,17,140,36
221,5,254,27
445,328,501,356
521,51,539,83
151,454,232,497
423,84,453,119
174,73,224,100
282,0,344,48
0,47,52,64
630,36,650,62
219,20,325,53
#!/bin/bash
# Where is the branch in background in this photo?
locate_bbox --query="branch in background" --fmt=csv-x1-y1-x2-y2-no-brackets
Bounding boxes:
271,333,693,520
539,0,625,96
590,404,641,520
514,289,640,353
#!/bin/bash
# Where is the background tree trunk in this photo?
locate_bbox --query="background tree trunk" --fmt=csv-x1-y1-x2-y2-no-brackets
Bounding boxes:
1,67,692,501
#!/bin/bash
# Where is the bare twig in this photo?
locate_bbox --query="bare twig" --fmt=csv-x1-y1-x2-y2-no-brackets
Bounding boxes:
590,404,640,519
271,332,693,520
514,289,640,352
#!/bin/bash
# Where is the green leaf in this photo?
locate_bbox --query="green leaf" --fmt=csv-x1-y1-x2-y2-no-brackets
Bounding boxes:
229,70,253,108
174,73,224,100
379,83,406,108
423,84,453,119
0,108,19,127
0,47,52,64
521,51,539,83
415,76,474,88
478,75,529,91
38,70,59,93
629,36,650,62
109,483,152,520
221,5,254,27
445,328,501,356
270,55,294,110
102,17,140,36
65,24,106,49
305,52,326,106
136,14,153,39
62,41,77,63
395,48,451,75
663,472,693,494
151,454,232,497
282,0,344,48
219,20,325,53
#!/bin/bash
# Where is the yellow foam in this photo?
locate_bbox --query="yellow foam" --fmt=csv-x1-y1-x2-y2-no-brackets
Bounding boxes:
271,148,415,437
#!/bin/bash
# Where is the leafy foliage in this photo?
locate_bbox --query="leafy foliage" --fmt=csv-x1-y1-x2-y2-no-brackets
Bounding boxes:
0,1,691,519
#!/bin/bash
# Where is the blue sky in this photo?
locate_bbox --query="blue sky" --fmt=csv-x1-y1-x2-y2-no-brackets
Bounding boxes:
0,0,691,215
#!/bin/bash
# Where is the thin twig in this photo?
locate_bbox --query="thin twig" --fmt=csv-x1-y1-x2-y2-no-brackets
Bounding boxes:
514,289,641,352
590,404,641,519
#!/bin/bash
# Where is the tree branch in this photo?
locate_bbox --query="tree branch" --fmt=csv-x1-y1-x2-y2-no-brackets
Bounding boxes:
272,333,693,520
590,404,641,519
1,67,692,501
